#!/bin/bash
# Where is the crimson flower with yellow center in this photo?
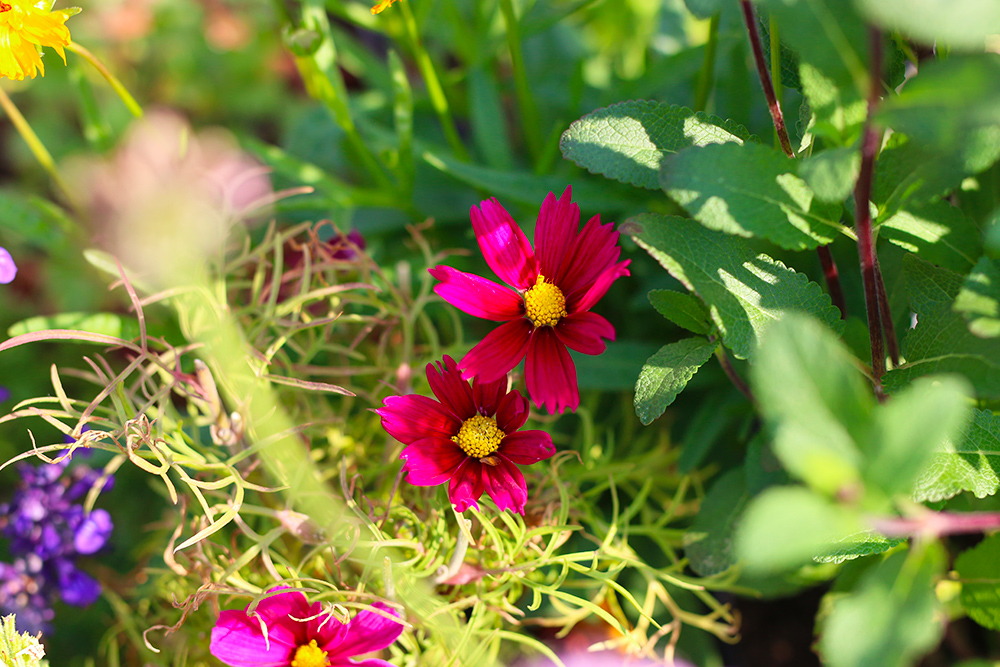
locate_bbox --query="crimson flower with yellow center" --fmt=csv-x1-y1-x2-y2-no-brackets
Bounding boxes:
376,355,555,514
429,186,630,414
0,0,77,81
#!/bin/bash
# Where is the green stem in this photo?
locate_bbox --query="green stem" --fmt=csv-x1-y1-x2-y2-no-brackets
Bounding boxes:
768,16,782,150
67,42,143,118
398,0,468,160
498,0,542,162
693,12,720,112
0,86,79,210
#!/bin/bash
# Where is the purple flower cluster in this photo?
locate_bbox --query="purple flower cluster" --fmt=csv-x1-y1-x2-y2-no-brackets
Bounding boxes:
0,458,114,634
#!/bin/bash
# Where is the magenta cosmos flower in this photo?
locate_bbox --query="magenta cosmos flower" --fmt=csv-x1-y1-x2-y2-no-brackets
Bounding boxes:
376,355,556,514
210,588,404,667
429,186,630,414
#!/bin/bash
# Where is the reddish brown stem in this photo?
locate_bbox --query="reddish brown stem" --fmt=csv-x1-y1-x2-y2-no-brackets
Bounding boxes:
740,1,794,158
874,511,1000,538
740,2,847,314
817,245,847,318
855,28,886,393
873,255,899,367
715,346,755,404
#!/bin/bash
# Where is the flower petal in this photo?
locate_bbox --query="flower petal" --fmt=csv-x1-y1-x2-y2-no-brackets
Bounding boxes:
428,266,524,321
459,319,532,383
0,247,17,284
426,356,476,420
499,430,556,465
471,198,538,290
400,437,467,486
554,311,616,355
376,395,460,445
495,388,529,433
211,609,294,667
572,259,631,314
533,187,579,283
559,215,626,305
322,602,404,658
448,459,485,512
472,374,507,418
525,328,579,414
482,457,528,514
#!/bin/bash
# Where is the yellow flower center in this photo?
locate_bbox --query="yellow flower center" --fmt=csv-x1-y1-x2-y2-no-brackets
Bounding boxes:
524,274,567,328
452,415,504,459
291,640,329,667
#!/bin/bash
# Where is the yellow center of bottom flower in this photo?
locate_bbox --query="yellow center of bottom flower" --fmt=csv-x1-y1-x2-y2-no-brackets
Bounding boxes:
452,415,504,459
291,640,329,667
524,274,567,327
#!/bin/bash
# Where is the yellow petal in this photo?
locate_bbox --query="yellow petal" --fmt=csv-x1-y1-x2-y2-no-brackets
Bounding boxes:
370,0,399,15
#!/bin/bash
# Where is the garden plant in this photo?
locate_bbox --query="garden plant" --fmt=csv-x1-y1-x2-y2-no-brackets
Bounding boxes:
1,0,1000,666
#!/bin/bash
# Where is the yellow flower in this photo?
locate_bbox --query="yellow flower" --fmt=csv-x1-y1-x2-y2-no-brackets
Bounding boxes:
0,0,79,80
370,0,400,15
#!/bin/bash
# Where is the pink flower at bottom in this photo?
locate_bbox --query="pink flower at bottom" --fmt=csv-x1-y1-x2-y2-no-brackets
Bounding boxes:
0,247,16,284
210,588,404,667
429,186,630,414
376,355,556,514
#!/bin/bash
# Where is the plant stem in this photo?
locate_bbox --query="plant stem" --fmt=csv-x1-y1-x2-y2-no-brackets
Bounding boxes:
740,2,847,318
398,0,469,161
739,1,793,158
874,254,899,366
66,42,143,118
874,511,1000,538
693,12,720,112
768,15,783,151
855,28,886,392
715,345,755,403
498,0,542,163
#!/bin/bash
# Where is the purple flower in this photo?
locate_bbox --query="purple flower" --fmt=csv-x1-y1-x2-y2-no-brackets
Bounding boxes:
0,458,113,614
0,387,10,404
210,588,405,667
0,560,55,635
0,247,16,284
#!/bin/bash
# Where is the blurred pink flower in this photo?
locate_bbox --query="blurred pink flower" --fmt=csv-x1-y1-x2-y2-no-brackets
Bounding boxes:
210,588,404,667
376,355,555,514
429,187,630,414
0,246,16,283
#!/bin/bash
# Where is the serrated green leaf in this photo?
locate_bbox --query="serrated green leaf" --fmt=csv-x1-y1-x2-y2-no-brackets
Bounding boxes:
878,201,980,274
7,312,141,340
682,0,724,19
956,533,1000,631
753,0,869,96
660,142,845,250
752,314,872,495
818,545,945,667
648,289,712,335
634,338,717,425
626,214,843,360
758,14,802,91
856,0,1000,51
955,257,1000,337
684,469,747,576
814,530,906,564
799,62,866,147
736,486,862,574
560,101,751,190
913,408,1000,502
886,255,1000,398
798,145,861,201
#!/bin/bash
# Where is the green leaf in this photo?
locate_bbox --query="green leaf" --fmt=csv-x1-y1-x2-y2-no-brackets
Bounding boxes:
634,338,717,425
752,314,872,495
956,533,1000,631
798,145,860,202
913,408,1000,502
878,55,1000,155
7,312,141,340
799,62,866,147
0,189,74,249
660,142,844,250
626,214,843,360
814,530,906,564
648,289,712,335
955,257,1000,338
878,201,980,274
864,376,972,498
886,255,1000,399
856,0,1000,51
818,545,945,667
682,0,724,19
560,101,751,190
753,0,869,95
684,469,747,576
736,486,862,574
